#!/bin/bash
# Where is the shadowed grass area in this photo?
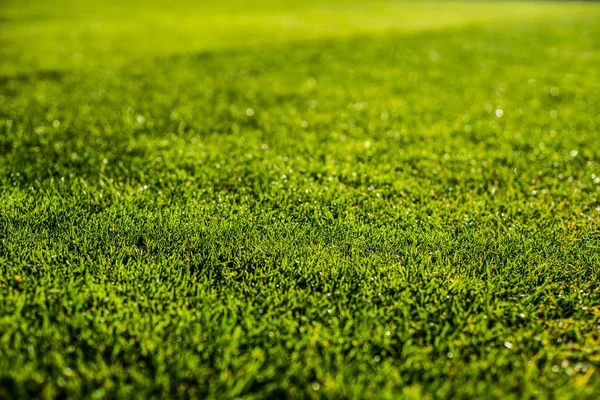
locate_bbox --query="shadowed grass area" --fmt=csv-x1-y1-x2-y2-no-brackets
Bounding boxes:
1,1,600,399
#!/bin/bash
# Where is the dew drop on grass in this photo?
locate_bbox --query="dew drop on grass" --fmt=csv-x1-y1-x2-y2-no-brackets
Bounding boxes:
495,109,504,118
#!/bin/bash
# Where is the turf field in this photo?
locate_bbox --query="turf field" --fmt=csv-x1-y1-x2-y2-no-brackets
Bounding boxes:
1,0,600,398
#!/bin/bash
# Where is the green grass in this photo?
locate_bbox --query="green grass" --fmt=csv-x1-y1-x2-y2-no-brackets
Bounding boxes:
1,0,600,398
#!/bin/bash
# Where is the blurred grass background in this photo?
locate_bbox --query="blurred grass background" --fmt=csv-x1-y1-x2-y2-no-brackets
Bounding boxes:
1,0,598,75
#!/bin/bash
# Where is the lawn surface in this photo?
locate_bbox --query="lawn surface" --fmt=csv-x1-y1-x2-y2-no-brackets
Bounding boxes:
1,0,600,398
